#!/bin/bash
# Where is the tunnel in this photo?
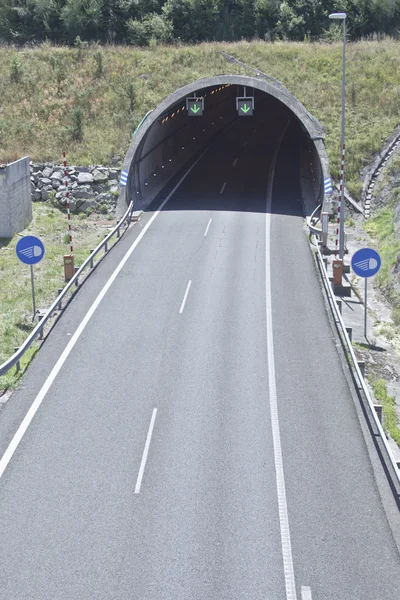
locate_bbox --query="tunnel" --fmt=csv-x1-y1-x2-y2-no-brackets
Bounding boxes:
117,75,331,217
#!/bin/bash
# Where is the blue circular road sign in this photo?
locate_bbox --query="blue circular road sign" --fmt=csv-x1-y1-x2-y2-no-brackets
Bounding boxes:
351,248,381,278
16,235,45,265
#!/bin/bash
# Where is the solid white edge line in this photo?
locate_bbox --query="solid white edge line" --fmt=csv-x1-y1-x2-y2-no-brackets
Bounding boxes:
134,408,158,494
0,140,214,482
220,182,227,194
265,118,298,600
179,280,192,314
204,218,212,237
301,586,312,600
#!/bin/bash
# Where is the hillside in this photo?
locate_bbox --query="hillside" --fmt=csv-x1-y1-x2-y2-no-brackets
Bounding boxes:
1,40,400,197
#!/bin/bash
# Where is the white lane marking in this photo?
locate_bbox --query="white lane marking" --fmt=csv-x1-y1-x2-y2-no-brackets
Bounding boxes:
220,182,227,194
135,408,158,494
232,158,238,166
0,142,213,482
204,218,212,237
301,586,312,600
244,141,248,147
179,280,192,314
265,118,297,600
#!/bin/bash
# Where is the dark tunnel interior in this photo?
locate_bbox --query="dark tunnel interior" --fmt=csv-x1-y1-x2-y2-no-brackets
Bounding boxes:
125,84,323,216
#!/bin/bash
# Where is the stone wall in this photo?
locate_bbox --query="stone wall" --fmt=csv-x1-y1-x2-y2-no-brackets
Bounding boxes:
0,157,32,238
30,161,121,215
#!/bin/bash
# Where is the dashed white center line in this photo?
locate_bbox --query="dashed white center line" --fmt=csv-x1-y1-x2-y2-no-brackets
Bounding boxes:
204,218,212,237
179,280,192,313
220,182,227,194
135,408,158,494
232,158,238,166
301,587,312,600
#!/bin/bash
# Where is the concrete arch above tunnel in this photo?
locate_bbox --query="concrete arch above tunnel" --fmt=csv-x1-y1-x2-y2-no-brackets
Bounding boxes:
117,75,331,217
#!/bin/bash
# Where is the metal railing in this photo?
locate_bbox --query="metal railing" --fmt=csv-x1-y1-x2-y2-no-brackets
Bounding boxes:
132,110,153,137
0,200,135,378
315,243,400,505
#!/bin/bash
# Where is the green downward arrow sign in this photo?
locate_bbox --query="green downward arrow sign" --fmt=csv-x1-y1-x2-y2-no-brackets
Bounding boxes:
191,104,200,114
241,104,250,114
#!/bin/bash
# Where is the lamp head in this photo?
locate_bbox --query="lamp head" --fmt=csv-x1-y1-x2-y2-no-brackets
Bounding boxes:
329,12,347,19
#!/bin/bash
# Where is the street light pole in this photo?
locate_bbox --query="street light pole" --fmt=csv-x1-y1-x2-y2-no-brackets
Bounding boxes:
329,12,347,260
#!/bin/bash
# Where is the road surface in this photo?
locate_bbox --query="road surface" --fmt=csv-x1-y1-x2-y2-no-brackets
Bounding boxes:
0,112,400,600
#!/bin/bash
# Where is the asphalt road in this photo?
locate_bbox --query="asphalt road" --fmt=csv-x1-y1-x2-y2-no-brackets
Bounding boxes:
1,110,400,600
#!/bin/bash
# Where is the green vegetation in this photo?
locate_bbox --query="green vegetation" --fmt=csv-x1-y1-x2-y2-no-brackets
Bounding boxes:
364,199,400,324
1,0,400,45
389,152,400,177
0,203,113,391
369,376,400,445
1,40,400,196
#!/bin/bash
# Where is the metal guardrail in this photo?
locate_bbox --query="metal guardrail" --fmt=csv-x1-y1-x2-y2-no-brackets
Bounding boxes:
132,110,153,137
306,204,322,236
315,243,400,504
0,200,135,378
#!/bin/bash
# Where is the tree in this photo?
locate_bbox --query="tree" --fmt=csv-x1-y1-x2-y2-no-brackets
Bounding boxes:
254,0,280,40
0,0,63,42
127,12,173,45
62,0,103,41
163,0,220,42
277,0,332,40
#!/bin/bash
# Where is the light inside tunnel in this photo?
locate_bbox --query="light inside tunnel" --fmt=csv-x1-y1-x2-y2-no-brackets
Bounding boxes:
119,77,327,217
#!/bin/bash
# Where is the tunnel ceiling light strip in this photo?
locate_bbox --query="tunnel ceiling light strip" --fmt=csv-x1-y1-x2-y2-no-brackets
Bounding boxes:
158,83,232,125
160,103,187,125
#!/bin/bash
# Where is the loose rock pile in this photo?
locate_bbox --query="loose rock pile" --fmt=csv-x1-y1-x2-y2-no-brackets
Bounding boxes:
30,162,122,214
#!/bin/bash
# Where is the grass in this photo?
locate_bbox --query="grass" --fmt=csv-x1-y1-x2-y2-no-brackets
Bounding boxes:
364,200,400,324
1,40,400,196
369,376,400,446
0,202,115,391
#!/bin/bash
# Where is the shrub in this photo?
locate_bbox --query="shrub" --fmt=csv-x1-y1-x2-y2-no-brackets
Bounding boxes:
74,36,89,62
10,55,22,83
127,82,135,113
93,50,104,78
69,106,84,142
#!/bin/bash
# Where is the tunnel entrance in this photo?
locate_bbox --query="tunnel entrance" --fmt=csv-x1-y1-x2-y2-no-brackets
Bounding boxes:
118,76,330,217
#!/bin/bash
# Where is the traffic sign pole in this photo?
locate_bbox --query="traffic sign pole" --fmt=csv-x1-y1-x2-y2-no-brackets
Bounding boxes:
15,235,45,321
351,247,381,342
30,264,36,320
364,278,368,339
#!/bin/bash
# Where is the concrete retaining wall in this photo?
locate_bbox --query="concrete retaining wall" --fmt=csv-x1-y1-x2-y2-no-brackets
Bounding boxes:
0,157,32,238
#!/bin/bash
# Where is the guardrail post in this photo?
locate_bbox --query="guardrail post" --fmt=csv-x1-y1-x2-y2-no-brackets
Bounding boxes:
14,348,20,372
358,361,365,378
374,404,383,424
117,220,121,238
337,299,342,315
57,289,63,310
38,315,44,340
346,326,353,341
90,250,94,269
323,257,328,269
74,266,79,287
